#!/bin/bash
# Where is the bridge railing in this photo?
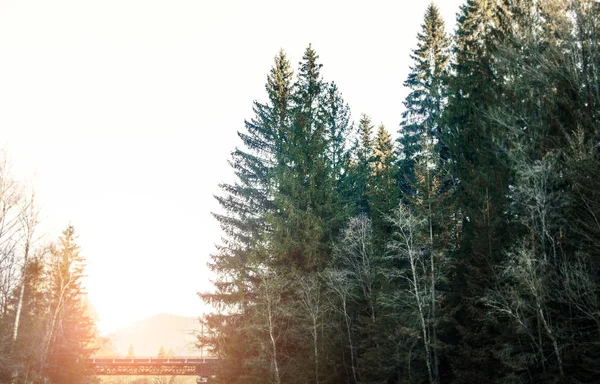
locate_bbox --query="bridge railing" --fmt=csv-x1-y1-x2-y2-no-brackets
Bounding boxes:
88,356,216,363
86,356,218,377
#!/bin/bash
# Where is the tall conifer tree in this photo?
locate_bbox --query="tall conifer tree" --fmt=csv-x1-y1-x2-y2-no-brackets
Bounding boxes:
270,45,332,271
200,51,293,383
368,124,398,251
353,114,375,215
397,7,453,380
43,226,95,383
321,81,353,249
441,0,514,380
399,3,450,195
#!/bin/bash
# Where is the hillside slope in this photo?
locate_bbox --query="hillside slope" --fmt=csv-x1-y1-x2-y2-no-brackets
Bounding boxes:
102,313,203,357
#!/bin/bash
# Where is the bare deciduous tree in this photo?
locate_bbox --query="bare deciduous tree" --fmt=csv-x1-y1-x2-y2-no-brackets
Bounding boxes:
297,273,326,384
328,215,379,383
334,215,376,320
248,269,289,384
323,269,357,384
0,155,25,318
12,191,40,345
388,204,437,384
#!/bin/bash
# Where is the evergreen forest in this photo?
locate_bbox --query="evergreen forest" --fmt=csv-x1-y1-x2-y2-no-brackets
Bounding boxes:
200,1,600,383
0,169,96,383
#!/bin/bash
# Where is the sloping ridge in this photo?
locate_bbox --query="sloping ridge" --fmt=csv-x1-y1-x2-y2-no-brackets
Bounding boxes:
107,313,201,357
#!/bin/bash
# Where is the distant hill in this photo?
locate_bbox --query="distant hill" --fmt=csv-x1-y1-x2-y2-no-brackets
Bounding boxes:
102,313,204,357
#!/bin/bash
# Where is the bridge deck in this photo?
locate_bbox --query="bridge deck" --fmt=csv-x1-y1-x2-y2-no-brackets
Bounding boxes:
87,357,218,376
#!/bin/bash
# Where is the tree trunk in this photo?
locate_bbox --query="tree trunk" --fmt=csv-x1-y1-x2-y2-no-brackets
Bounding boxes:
537,303,564,377
342,300,358,383
12,241,30,344
265,286,281,384
410,247,434,384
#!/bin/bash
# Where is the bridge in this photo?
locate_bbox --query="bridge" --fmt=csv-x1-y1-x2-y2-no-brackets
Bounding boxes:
86,357,218,378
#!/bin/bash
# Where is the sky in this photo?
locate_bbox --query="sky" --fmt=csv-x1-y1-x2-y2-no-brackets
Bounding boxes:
0,0,465,335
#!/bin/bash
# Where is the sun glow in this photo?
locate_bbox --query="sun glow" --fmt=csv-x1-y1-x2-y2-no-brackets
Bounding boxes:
0,0,464,341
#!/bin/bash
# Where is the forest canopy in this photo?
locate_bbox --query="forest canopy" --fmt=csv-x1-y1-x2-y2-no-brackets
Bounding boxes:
0,160,96,383
200,1,600,383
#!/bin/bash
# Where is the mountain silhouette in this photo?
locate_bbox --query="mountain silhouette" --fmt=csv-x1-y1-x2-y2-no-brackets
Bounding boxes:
101,313,204,357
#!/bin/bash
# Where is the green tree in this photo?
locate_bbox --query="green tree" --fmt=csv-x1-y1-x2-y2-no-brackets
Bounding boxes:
439,0,515,381
264,45,352,382
352,114,374,215
368,124,398,251
199,50,294,384
321,81,353,244
269,44,331,271
397,6,454,381
398,3,450,196
479,2,600,380
42,225,96,383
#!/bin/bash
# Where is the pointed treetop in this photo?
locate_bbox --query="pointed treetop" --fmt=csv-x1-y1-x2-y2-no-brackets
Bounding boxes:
455,0,506,53
296,44,323,102
375,124,393,149
266,49,293,108
358,114,374,152
60,224,78,244
412,2,450,80
373,124,395,171
399,0,450,166
301,44,320,69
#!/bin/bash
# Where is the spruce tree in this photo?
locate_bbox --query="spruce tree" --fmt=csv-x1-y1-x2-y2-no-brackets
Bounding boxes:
265,45,352,382
203,46,352,383
270,44,332,271
321,81,353,243
398,3,450,196
441,0,514,381
350,114,374,215
43,226,96,383
397,6,453,380
199,50,293,384
368,124,398,251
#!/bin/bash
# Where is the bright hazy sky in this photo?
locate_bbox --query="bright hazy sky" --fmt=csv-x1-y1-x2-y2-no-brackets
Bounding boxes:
0,0,464,334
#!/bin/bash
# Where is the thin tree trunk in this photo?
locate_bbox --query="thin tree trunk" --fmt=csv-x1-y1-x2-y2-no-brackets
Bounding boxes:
426,139,438,383
12,241,30,344
409,248,434,384
537,303,564,377
40,275,72,377
313,316,319,384
10,242,29,384
428,202,439,382
408,343,413,384
342,300,358,383
266,290,281,384
41,305,59,376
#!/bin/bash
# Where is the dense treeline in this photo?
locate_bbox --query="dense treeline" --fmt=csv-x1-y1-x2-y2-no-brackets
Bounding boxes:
200,0,600,383
0,159,96,383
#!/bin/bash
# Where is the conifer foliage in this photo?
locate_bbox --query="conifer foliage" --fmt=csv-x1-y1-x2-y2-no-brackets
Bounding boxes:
204,2,600,383
0,190,97,384
42,226,96,383
399,3,450,194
